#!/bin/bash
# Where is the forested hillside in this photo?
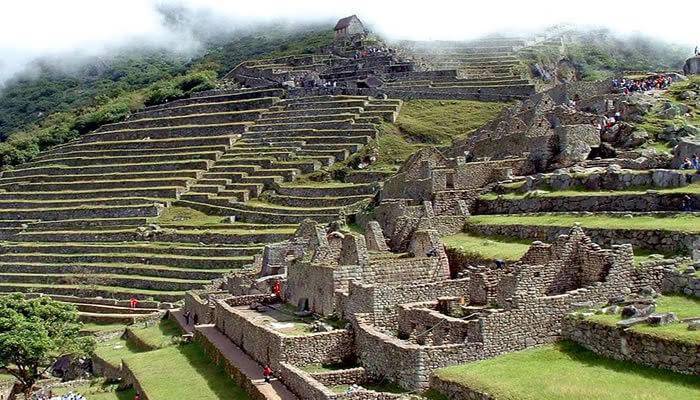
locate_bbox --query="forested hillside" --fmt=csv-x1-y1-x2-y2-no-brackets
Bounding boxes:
0,25,333,168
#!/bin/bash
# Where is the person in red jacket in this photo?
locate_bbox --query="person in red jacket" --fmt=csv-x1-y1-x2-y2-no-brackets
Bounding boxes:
263,365,273,383
272,280,282,299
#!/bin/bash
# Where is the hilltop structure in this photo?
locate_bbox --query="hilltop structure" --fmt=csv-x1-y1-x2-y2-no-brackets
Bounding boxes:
334,15,366,40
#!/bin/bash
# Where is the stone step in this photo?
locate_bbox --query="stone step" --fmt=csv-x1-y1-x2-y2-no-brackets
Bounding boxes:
3,160,210,179
0,203,162,221
97,110,263,132
46,136,234,154
0,272,207,292
80,123,247,143
0,282,184,302
131,97,279,119
255,113,358,125
33,145,229,161
177,200,338,224
27,217,149,230
0,170,201,185
142,88,285,112
260,107,364,119
266,193,372,208
13,227,293,245
275,182,379,197
0,261,232,281
4,178,193,192
284,100,368,111
0,187,182,201
248,120,356,132
0,197,165,210
25,151,221,168
2,241,264,258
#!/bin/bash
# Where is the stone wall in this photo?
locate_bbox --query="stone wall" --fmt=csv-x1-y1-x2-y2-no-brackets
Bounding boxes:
475,193,698,214
563,317,700,375
213,299,354,368
354,314,481,390
428,375,492,400
466,221,699,255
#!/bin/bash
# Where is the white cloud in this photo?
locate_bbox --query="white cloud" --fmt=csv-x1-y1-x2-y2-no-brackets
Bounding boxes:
0,0,697,85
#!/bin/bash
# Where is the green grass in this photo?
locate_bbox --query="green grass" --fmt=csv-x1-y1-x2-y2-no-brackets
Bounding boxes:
442,233,532,261
124,343,249,400
127,319,182,350
81,322,128,334
395,99,508,145
433,341,700,400
480,182,700,200
153,206,227,226
468,214,700,233
94,316,249,399
586,295,700,344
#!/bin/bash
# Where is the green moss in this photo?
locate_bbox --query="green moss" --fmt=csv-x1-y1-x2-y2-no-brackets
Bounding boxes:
433,341,700,400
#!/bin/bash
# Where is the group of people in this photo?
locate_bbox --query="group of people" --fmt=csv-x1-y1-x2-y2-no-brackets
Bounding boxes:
680,154,700,171
611,75,673,94
352,46,389,59
35,391,85,400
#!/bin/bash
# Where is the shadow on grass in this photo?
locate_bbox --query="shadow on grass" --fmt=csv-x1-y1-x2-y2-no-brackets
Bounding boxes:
557,340,700,388
176,342,250,400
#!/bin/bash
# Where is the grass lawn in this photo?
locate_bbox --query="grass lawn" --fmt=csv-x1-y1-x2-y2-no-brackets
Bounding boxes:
468,214,700,233
93,316,249,399
480,182,700,200
124,342,249,400
442,233,532,261
433,341,700,400
80,322,128,334
396,99,508,145
127,318,182,350
153,206,226,226
586,295,700,344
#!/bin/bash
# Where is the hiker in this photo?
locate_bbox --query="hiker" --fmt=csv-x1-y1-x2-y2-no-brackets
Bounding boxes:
681,195,693,212
692,154,700,170
129,297,139,309
263,365,273,383
183,310,191,325
695,46,699,55
193,313,199,325
134,392,141,400
272,280,282,299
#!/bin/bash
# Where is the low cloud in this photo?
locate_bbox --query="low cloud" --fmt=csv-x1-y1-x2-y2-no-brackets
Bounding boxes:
1,0,697,86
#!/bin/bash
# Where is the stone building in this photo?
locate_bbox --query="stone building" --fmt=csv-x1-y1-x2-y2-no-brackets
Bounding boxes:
334,15,366,40
684,55,700,75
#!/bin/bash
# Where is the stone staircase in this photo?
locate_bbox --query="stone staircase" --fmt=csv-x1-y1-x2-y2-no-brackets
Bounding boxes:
0,88,299,323
178,95,402,225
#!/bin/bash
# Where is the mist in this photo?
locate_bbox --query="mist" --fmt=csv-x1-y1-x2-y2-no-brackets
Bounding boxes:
1,0,698,86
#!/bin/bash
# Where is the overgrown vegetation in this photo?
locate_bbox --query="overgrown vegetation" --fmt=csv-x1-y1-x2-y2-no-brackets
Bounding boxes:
0,294,94,398
586,295,700,345
0,26,333,170
434,340,700,400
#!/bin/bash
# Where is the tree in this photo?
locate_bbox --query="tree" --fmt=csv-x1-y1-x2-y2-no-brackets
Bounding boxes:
0,294,94,399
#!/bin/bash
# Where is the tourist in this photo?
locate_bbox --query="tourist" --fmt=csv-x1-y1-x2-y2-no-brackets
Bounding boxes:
263,365,273,383
681,157,693,170
272,280,282,299
681,195,693,212
692,155,700,170
134,392,141,400
129,297,139,309
695,46,699,55
183,310,191,325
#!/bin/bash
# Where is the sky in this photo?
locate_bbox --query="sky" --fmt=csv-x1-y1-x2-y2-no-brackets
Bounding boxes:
0,0,698,84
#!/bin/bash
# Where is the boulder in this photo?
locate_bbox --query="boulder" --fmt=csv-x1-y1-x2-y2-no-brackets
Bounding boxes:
556,124,600,166
647,312,677,326
620,129,649,148
678,90,697,100
659,123,699,146
621,303,655,318
651,169,685,188
671,138,700,168
659,101,690,119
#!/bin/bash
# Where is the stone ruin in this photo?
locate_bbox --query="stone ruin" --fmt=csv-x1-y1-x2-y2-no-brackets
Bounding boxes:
185,217,667,396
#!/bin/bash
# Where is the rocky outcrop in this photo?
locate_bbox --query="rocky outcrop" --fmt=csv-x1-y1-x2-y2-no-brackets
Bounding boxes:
684,56,700,75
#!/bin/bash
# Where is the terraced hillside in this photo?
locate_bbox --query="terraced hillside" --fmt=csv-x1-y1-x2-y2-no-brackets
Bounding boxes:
0,87,399,324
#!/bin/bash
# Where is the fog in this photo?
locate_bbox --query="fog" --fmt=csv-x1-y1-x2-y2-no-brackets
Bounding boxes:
1,0,698,85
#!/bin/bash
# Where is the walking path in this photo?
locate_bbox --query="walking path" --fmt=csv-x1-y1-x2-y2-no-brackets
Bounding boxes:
170,309,297,400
